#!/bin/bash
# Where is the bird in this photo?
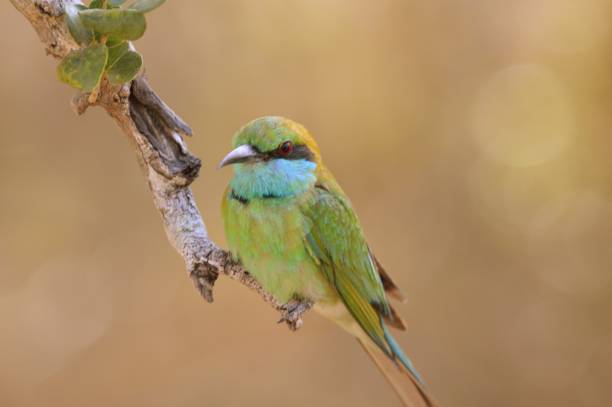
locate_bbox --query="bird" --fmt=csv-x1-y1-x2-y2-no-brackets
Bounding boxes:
219,116,437,407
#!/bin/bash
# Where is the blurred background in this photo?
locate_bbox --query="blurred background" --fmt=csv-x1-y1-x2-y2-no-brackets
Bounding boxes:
1,0,611,406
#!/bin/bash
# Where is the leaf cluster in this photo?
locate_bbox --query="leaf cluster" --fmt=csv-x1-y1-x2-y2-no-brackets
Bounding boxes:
58,0,165,92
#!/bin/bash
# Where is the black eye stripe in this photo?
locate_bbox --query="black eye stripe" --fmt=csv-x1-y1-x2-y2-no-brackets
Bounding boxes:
266,144,314,162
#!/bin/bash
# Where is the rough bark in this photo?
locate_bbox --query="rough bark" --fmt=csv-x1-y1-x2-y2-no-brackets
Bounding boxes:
10,0,311,330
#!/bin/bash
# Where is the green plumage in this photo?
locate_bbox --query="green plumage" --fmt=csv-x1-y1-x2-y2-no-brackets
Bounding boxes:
221,117,435,407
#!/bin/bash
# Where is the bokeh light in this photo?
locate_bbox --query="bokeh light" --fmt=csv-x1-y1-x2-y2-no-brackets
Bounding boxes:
470,64,574,167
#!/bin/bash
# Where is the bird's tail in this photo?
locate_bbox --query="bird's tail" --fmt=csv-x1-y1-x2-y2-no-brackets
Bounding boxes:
357,327,438,407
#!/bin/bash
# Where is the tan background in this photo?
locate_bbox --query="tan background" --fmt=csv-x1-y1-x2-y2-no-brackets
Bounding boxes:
1,1,612,406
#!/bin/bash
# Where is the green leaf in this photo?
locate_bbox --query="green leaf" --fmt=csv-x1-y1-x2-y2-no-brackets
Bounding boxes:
79,9,146,41
128,0,166,13
64,3,92,45
89,0,105,8
57,44,108,91
106,41,129,68
105,37,124,47
106,50,142,84
108,0,126,5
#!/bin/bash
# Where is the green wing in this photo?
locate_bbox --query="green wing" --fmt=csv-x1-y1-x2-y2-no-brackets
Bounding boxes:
303,180,393,355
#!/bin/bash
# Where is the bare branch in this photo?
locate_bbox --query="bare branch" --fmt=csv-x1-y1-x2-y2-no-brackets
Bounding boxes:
9,0,311,330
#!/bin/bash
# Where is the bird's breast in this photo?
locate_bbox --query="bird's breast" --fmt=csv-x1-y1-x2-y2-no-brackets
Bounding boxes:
223,192,332,304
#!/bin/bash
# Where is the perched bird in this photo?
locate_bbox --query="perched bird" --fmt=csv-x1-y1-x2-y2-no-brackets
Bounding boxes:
220,116,437,407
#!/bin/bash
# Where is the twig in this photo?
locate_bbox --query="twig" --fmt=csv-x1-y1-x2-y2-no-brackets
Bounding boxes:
9,0,311,330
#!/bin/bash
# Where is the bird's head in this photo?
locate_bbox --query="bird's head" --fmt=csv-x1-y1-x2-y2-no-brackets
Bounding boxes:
219,116,321,200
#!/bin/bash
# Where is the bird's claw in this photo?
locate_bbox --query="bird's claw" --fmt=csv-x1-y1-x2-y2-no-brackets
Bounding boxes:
278,299,313,331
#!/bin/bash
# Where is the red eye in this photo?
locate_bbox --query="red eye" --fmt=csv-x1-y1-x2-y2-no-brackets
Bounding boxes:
279,141,294,156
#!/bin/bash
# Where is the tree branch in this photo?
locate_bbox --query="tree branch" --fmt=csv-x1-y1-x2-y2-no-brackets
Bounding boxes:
10,0,311,330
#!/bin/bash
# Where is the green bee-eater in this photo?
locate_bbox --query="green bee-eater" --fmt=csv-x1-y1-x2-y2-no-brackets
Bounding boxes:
220,116,437,407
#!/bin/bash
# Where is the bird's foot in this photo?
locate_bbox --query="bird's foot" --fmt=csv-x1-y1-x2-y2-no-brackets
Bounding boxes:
278,299,313,331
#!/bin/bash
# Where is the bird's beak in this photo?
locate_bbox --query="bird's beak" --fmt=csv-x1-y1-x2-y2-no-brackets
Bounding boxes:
218,144,261,169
